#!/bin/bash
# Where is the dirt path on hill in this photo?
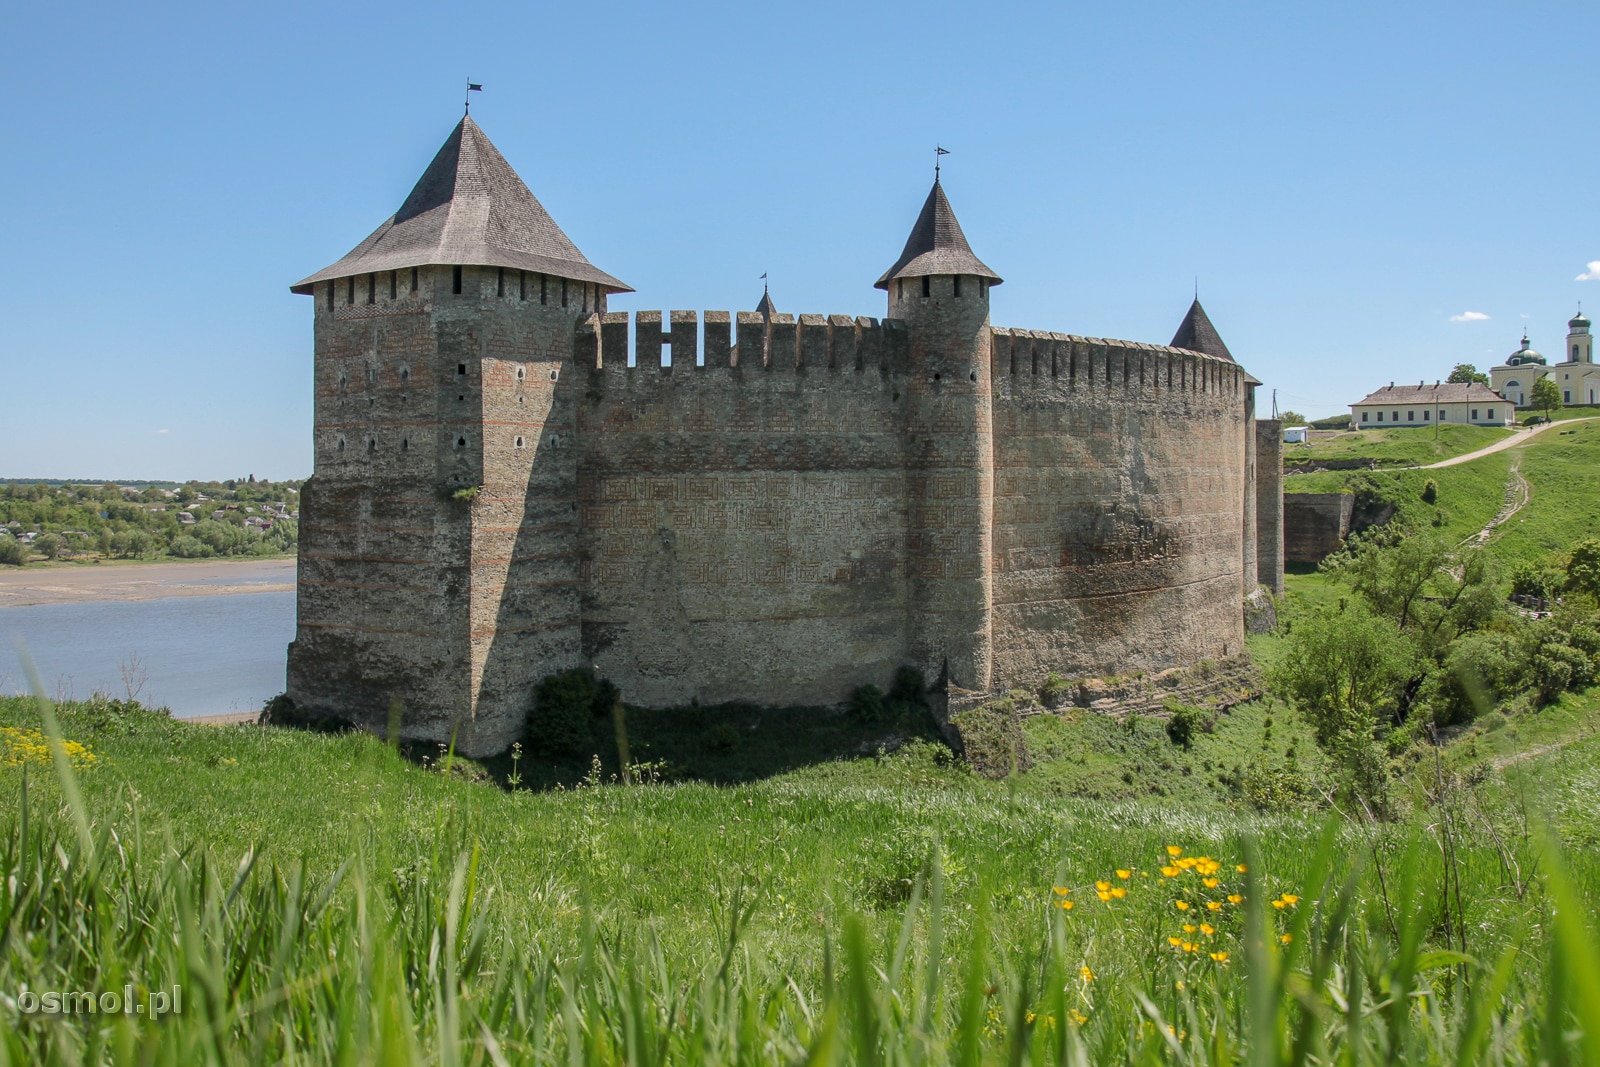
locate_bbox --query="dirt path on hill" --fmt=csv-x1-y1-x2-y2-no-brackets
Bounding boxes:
1461,457,1531,549
1400,416,1597,470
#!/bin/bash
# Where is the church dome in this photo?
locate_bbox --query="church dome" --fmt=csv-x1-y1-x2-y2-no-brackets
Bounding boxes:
1570,310,1591,330
1508,333,1545,366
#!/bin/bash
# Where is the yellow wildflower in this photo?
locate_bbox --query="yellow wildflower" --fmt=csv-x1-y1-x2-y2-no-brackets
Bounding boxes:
1182,923,1197,933
1182,941,1197,953
1199,923,1215,936
1168,936,1183,947
1236,863,1247,873
1052,886,1070,896
1280,933,1293,944
1110,887,1127,899
1095,880,1111,892
1206,901,1223,912
1056,899,1075,911
1116,869,1132,880
1227,894,1243,905
1175,900,1190,911
1202,877,1220,888
1097,890,1112,902
1210,951,1229,962
1167,845,1183,857
1281,894,1300,906
1161,865,1182,878
1080,966,1095,982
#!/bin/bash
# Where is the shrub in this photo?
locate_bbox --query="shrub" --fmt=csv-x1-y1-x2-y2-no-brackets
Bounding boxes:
0,537,23,566
849,684,885,723
888,666,925,705
528,669,615,756
1509,558,1560,599
32,532,62,560
1420,479,1438,505
1565,537,1600,597
704,722,739,754
1163,700,1208,749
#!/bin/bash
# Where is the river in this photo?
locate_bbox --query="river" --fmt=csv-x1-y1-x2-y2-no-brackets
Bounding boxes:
0,560,296,718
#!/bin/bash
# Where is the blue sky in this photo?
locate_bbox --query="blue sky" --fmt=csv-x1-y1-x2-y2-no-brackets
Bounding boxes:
2,0,1596,481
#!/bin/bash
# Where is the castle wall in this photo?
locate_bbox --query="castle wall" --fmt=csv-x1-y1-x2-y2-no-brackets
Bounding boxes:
987,331,1249,689
1255,419,1285,594
571,312,915,708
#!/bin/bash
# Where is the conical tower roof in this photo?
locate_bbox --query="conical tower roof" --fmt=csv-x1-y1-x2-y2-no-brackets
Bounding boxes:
874,180,1001,290
755,286,776,318
1169,299,1235,363
291,116,630,295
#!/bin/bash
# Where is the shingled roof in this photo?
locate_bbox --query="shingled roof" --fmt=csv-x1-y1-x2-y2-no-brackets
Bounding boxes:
1169,299,1234,363
875,180,1001,290
291,116,630,295
1352,381,1505,406
755,286,776,318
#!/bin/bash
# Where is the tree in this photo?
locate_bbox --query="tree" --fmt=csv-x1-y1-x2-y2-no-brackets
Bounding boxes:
32,532,62,560
1447,363,1489,385
1269,601,1411,812
1565,537,1600,597
1531,376,1562,420
1279,411,1307,427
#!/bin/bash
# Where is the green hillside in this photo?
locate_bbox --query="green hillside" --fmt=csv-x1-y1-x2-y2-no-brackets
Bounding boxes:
5,420,1600,1062
1282,422,1511,467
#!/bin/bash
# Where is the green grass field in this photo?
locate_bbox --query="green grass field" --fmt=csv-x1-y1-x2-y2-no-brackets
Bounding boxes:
1282,423,1511,467
0,669,1596,1063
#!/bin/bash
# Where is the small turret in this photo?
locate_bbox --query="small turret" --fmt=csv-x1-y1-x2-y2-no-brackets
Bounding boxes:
1169,299,1235,363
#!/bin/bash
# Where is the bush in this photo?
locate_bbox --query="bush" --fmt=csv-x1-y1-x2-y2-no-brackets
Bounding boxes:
528,669,615,756
1565,537,1600,597
849,684,885,724
0,537,23,566
889,666,925,705
32,532,62,560
1164,700,1208,749
1509,558,1560,599
1420,479,1438,505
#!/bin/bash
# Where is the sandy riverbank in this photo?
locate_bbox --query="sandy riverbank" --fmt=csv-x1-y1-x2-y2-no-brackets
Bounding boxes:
0,558,295,607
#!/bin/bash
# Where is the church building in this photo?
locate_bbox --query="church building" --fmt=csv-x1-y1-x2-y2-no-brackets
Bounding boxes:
1489,312,1598,407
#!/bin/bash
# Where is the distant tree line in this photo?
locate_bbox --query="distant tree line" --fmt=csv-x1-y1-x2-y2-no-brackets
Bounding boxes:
0,479,301,566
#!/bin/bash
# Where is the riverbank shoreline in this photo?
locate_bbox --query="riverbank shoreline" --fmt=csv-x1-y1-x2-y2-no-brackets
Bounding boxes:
0,558,295,607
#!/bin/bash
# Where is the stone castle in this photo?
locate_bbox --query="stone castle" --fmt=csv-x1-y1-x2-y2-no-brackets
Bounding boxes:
284,115,1285,757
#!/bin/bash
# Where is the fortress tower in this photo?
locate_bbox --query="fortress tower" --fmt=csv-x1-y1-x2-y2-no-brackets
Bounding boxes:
285,117,629,753
877,180,1002,694
287,116,1281,756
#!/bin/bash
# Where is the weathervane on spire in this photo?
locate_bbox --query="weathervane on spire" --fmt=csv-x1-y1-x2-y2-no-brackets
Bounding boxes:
935,146,949,181
465,80,483,113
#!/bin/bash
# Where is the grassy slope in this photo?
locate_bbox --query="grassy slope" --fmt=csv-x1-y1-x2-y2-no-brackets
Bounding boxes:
1490,418,1600,565
1282,423,1510,466
1286,451,1513,547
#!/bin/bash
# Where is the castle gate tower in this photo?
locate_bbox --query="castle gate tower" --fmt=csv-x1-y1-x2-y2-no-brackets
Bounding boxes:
285,116,630,755
877,180,1002,693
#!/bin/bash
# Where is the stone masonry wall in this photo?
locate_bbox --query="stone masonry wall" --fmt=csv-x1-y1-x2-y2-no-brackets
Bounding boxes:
572,312,914,708
987,331,1250,691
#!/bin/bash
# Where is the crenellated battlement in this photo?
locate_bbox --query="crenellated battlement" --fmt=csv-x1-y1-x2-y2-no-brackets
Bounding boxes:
574,311,910,375
991,327,1245,401
567,311,1243,404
